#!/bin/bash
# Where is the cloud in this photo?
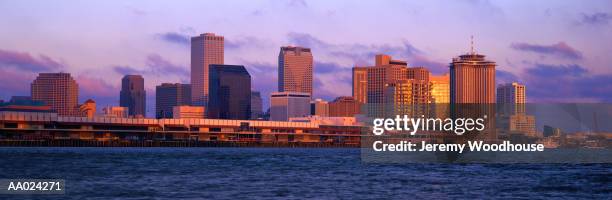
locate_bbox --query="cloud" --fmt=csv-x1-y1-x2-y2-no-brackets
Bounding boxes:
287,0,307,7
157,32,190,46
519,63,612,102
510,42,583,60
112,54,188,79
524,63,587,77
579,12,612,26
496,69,520,85
0,68,35,100
76,75,119,106
226,36,270,49
0,49,64,72
145,54,189,77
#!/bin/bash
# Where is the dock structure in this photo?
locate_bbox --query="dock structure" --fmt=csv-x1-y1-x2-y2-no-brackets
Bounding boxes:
0,111,364,147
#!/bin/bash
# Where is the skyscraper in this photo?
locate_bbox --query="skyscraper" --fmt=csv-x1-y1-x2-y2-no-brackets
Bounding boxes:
191,33,224,107
352,67,368,103
278,46,313,96
430,73,450,104
208,64,251,120
497,82,526,104
270,92,310,121
352,54,409,117
251,91,263,119
31,72,79,116
449,51,496,104
156,83,191,119
120,75,146,117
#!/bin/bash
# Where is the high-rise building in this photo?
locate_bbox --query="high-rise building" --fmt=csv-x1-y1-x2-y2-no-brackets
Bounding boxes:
430,73,451,119
385,79,431,116
208,64,251,120
497,82,533,136
155,83,191,119
120,75,146,117
329,96,362,117
497,82,526,104
310,99,329,117
191,33,224,107
31,73,79,116
449,52,496,104
352,54,409,117
251,91,263,119
78,99,96,118
352,67,368,103
278,46,313,97
430,73,450,104
270,92,310,121
407,67,430,82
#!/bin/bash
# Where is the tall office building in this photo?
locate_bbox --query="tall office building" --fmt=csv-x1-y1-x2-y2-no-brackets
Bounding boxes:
407,67,430,82
191,33,224,106
352,67,368,103
449,51,496,104
208,64,251,120
120,75,146,117
497,82,526,104
270,92,311,121
31,73,79,116
156,83,191,119
352,54,409,117
430,73,450,119
278,46,313,97
430,73,450,104
497,82,533,136
251,91,263,119
385,79,431,116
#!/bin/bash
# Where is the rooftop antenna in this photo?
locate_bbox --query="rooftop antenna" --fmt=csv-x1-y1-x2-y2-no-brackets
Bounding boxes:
470,35,475,55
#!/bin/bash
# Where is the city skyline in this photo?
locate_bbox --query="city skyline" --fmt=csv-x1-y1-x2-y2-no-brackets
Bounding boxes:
1,0,611,117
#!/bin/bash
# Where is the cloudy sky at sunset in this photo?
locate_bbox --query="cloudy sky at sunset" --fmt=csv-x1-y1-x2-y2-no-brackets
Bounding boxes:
1,0,611,116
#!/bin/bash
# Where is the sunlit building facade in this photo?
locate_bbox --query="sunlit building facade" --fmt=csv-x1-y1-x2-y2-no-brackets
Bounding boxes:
191,33,224,107
278,46,313,97
31,73,79,116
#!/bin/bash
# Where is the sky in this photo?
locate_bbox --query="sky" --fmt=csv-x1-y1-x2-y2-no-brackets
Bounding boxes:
0,0,611,117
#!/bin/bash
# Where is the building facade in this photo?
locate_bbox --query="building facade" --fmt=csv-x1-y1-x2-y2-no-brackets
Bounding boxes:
208,64,251,120
278,46,313,97
101,106,128,118
79,99,96,118
329,96,362,117
156,83,191,119
449,53,496,104
270,92,311,121
250,91,263,119
430,73,450,104
310,99,329,117
191,33,224,107
31,73,79,116
173,106,206,119
120,75,146,117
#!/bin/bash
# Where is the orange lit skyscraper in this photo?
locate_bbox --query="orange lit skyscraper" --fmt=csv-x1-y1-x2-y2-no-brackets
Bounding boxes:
449,51,496,104
191,33,224,107
278,46,313,97
31,72,79,116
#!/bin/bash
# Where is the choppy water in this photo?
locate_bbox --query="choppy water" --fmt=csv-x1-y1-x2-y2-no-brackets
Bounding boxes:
0,147,609,199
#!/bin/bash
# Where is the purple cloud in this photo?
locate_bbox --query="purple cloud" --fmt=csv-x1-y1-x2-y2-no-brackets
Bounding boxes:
112,54,188,79
496,69,520,85
525,63,587,77
0,49,64,72
157,32,190,46
580,12,612,25
510,42,583,60
519,63,612,102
